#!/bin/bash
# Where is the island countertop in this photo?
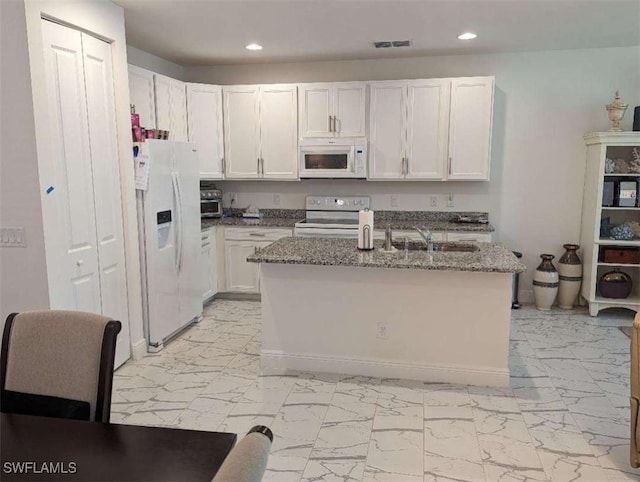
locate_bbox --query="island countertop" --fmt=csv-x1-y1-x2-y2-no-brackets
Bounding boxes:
247,237,525,274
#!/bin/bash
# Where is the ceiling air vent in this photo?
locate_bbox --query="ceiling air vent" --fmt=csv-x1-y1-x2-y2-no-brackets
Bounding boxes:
392,40,412,48
373,40,412,49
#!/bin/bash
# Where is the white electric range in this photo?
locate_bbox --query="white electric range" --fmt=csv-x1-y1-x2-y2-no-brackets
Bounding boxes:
294,195,371,238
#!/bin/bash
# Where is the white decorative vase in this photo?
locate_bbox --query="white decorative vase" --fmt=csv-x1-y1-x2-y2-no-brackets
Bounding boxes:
533,254,559,311
606,91,628,132
557,244,582,310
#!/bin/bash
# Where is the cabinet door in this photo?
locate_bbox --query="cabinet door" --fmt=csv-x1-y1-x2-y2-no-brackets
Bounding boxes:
260,84,298,180
368,82,406,180
299,84,332,137
201,230,214,302
169,79,187,141
41,20,102,315
154,74,172,132
448,77,494,180
446,232,492,242
223,86,260,179
128,65,156,129
224,241,260,293
334,83,366,137
187,83,224,179
405,80,450,180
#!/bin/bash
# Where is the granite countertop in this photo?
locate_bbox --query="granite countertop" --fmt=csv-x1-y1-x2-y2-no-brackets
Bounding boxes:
202,209,495,232
247,237,525,274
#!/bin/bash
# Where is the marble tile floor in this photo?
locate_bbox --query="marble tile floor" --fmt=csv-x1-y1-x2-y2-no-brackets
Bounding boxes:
112,300,639,481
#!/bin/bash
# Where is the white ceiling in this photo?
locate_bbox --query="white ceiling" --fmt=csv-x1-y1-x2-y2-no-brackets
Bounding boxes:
116,0,640,66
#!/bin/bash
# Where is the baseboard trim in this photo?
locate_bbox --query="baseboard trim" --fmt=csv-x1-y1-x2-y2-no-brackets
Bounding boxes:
261,350,509,387
131,338,147,360
214,292,261,301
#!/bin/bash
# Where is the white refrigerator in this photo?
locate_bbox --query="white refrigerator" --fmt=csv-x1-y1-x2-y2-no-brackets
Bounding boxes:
137,140,202,350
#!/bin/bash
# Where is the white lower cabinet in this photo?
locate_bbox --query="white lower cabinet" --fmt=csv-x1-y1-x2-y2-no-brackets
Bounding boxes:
201,228,218,302
223,227,292,293
374,230,491,242
447,232,492,242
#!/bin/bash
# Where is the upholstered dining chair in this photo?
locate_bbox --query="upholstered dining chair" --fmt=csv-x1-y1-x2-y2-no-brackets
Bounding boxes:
1,310,121,423
213,426,274,482
632,312,640,468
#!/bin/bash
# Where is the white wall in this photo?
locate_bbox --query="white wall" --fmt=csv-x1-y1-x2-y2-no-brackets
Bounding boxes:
186,46,640,301
22,0,145,356
127,45,185,80
0,0,50,323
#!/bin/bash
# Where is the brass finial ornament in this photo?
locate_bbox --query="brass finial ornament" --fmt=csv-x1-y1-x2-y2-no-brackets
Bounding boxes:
606,91,628,132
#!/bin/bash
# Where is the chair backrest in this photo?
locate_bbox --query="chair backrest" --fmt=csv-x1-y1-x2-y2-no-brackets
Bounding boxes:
213,426,273,482
1,311,121,422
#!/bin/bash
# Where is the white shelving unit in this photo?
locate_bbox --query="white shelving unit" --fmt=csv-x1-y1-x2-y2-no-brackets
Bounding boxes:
580,132,640,316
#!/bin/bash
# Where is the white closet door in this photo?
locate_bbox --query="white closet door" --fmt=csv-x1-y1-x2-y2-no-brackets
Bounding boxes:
41,20,101,314
260,84,298,180
82,33,131,366
368,82,406,180
223,86,260,179
405,80,450,180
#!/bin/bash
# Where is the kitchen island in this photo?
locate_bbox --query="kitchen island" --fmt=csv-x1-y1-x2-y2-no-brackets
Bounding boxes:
248,237,525,387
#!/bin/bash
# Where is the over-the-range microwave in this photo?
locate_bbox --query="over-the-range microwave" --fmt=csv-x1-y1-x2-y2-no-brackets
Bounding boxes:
298,138,367,179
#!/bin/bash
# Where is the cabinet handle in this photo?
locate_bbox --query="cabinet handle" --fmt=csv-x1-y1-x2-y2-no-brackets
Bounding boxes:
221,157,225,174
249,232,266,237
257,157,260,174
261,157,265,175
448,157,452,175
406,157,410,174
328,115,332,132
335,116,340,133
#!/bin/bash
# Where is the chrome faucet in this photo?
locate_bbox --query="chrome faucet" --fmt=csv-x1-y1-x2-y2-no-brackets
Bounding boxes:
415,226,434,252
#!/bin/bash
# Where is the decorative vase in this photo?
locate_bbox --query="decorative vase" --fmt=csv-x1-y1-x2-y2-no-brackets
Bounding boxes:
599,270,633,299
606,91,628,132
557,244,582,309
533,254,559,311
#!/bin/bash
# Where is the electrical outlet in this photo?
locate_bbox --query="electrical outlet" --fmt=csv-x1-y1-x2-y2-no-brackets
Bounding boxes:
229,192,237,205
390,195,399,208
430,195,438,207
377,322,389,339
273,194,281,205
0,227,26,247
447,193,455,207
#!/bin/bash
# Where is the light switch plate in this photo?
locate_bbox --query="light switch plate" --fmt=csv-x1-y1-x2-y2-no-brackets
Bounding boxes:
447,193,455,207
0,227,26,247
430,196,438,207
390,195,399,208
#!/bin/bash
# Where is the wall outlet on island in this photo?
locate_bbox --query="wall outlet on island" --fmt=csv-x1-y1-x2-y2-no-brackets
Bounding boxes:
430,195,438,207
377,322,389,339
390,195,399,208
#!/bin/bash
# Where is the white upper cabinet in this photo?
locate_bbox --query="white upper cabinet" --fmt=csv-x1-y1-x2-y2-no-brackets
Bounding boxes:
299,82,366,138
223,85,261,179
368,82,406,180
187,83,224,179
154,73,188,141
405,79,450,180
368,76,493,181
224,84,298,180
128,65,156,129
260,84,298,179
447,77,494,180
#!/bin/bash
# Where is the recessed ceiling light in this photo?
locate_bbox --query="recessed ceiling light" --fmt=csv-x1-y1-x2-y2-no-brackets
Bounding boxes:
457,32,477,40
245,43,263,51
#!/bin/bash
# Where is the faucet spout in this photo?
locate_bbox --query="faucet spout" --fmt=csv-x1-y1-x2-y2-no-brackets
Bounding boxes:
415,226,434,252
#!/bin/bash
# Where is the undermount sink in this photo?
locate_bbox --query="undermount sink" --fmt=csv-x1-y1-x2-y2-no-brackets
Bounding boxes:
391,241,480,253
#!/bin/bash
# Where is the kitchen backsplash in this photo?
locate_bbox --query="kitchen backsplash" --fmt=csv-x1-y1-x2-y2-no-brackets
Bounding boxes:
218,180,493,212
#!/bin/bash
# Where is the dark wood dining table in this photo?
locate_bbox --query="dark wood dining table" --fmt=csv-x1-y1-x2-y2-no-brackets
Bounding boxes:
0,413,237,481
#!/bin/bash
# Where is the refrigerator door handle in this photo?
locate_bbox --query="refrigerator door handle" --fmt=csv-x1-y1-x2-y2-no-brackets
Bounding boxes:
175,172,185,274
171,172,182,274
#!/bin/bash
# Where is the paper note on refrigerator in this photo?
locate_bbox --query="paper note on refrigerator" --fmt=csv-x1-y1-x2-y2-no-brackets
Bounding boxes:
134,151,150,191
